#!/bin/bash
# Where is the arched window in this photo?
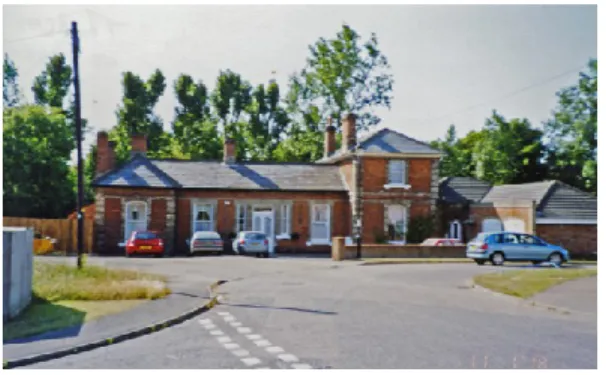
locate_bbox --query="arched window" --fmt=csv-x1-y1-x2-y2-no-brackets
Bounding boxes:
449,220,462,240
125,201,148,241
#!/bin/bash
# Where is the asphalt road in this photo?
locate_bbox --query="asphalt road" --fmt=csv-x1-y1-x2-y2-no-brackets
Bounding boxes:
25,256,597,369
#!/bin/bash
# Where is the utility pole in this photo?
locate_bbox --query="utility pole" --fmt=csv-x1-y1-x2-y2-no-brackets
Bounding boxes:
71,21,84,269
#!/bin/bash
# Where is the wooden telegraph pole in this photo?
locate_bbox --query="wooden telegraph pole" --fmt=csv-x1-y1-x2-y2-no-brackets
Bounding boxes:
71,21,84,268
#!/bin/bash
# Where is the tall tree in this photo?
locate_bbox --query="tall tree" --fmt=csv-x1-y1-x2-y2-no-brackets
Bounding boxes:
172,74,221,159
3,54,20,107
111,69,167,163
473,111,545,185
431,125,487,178
544,59,597,193
3,106,75,218
32,53,72,108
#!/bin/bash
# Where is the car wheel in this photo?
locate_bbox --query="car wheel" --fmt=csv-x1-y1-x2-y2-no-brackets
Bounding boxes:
548,252,563,266
155,253,163,258
490,252,505,266
474,260,485,265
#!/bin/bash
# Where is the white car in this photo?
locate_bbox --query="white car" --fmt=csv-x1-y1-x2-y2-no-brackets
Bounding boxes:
232,231,270,258
189,231,223,256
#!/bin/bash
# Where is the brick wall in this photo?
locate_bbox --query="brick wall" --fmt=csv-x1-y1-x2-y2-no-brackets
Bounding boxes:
332,237,466,260
360,157,435,193
468,201,536,239
536,224,597,256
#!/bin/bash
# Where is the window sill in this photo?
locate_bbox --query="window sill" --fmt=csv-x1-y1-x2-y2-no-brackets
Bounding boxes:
387,241,407,245
306,240,332,246
384,183,411,190
276,234,291,240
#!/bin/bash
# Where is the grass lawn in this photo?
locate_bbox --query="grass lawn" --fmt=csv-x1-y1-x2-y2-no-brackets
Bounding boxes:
473,268,597,299
3,262,171,341
361,258,473,265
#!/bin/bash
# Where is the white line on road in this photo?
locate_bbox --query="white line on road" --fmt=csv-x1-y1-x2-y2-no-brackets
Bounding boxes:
232,349,251,357
246,334,263,340
278,353,299,363
201,324,216,330
237,327,252,334
210,330,224,336
224,343,240,350
254,340,271,347
230,322,243,327
266,346,285,354
224,316,236,322
241,357,262,366
198,319,213,325
217,312,231,317
292,363,313,369
216,336,232,343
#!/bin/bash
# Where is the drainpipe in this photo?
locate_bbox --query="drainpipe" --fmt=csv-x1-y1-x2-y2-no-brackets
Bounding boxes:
353,150,362,259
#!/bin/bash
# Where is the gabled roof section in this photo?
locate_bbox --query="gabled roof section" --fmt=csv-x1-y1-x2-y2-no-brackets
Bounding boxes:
439,177,493,203
538,181,597,220
92,154,181,188
318,127,441,163
480,181,554,204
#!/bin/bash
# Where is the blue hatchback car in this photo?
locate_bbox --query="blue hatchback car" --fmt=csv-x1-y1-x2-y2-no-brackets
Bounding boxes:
466,231,570,266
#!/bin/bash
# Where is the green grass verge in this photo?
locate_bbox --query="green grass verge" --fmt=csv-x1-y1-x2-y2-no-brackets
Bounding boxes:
473,268,597,299
3,262,171,341
361,258,472,265
34,262,170,301
3,298,145,342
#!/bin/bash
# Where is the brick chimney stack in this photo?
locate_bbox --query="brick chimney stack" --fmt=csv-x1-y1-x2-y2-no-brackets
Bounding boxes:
341,113,357,153
96,131,116,176
131,133,148,157
224,138,236,164
324,117,336,158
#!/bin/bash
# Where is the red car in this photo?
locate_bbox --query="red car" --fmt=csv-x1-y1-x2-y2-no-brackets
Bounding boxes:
125,231,164,257
421,238,463,246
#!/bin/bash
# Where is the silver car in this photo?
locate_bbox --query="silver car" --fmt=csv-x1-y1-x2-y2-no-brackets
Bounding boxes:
189,231,223,256
232,231,270,258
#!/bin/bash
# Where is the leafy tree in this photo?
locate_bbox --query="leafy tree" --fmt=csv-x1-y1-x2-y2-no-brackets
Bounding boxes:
544,59,597,192
293,24,394,132
3,105,75,218
111,69,167,164
3,54,20,107
172,74,221,159
32,54,72,108
431,125,487,178
473,111,545,185
211,70,252,139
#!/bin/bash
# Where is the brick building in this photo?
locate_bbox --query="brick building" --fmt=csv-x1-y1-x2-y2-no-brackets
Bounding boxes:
92,114,442,255
439,178,597,256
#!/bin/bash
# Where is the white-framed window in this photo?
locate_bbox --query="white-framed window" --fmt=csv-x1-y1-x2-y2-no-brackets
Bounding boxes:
388,160,408,185
310,203,331,243
386,204,407,244
192,202,214,233
124,201,148,241
236,204,247,232
449,220,462,240
279,204,291,236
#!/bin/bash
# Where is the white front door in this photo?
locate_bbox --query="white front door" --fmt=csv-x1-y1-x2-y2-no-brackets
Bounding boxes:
252,209,275,254
503,218,525,233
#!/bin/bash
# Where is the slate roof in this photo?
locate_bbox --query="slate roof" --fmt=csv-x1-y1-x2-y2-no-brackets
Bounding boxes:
319,127,441,162
480,181,554,204
538,182,597,220
93,154,347,192
439,177,493,203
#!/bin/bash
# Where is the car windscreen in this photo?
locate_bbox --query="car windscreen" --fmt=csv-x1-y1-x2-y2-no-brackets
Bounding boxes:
135,232,159,240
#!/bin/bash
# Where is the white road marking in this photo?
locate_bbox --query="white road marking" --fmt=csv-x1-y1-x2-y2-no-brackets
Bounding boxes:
232,349,251,357
198,319,213,325
230,322,243,327
217,312,231,316
224,316,236,322
237,327,252,334
224,342,240,350
209,330,224,336
278,353,299,363
241,357,262,366
246,334,263,340
266,346,285,354
255,368,271,370
216,336,232,343
292,363,313,369
254,339,271,347
201,324,216,330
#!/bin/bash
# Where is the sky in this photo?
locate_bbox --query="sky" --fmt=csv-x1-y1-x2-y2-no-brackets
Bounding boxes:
3,4,598,162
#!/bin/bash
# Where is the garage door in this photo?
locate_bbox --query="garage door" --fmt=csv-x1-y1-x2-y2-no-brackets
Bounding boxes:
503,218,525,233
482,218,503,232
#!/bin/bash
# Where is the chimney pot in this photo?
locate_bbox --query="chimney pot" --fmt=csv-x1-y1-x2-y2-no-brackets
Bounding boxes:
131,133,147,157
341,113,357,152
324,117,337,158
96,131,116,176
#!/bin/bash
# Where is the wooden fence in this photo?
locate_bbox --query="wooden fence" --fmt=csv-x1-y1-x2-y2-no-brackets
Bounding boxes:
3,217,94,253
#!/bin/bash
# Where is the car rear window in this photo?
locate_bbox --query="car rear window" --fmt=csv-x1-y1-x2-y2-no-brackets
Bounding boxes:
245,233,266,241
135,232,159,240
194,232,220,240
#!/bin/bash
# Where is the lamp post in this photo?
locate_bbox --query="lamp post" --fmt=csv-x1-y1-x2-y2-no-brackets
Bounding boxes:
353,151,362,259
